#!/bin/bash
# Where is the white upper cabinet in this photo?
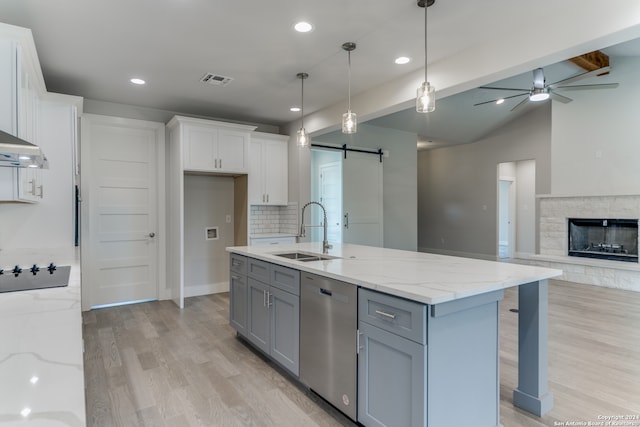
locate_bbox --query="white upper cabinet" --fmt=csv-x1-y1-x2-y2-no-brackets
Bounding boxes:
0,35,43,202
249,133,288,206
168,115,255,174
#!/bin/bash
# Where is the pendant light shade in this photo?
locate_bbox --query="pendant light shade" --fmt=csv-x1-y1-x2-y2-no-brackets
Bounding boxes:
296,72,310,148
341,42,357,134
416,0,436,113
416,81,435,113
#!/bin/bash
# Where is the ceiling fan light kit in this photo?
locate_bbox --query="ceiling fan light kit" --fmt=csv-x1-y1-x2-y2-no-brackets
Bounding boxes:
416,0,436,113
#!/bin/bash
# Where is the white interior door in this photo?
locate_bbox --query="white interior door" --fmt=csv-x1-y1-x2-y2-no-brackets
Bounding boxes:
81,115,164,309
342,152,383,247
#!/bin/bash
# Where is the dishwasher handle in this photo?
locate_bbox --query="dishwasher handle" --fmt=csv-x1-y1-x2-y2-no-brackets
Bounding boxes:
319,288,333,296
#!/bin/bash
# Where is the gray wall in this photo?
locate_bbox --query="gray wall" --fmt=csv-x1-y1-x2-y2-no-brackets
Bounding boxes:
314,123,418,251
183,174,235,291
418,104,551,258
551,55,640,196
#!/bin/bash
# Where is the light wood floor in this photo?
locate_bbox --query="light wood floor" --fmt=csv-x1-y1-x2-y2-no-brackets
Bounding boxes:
83,280,640,426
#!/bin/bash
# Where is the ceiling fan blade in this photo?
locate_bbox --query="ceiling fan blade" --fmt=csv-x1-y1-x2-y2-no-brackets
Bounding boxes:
555,83,619,91
473,93,528,106
510,97,529,112
549,92,572,103
548,66,611,88
478,86,529,92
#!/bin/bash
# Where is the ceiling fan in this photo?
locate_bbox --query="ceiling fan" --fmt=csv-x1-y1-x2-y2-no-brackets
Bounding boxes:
474,67,619,111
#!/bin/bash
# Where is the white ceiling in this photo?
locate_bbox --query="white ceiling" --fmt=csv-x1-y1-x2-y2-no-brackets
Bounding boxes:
1,0,639,145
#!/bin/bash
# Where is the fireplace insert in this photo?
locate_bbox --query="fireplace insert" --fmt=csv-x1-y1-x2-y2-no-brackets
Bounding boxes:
568,218,639,262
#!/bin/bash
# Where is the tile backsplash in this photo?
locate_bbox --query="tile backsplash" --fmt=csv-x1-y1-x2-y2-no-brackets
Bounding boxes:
250,202,298,235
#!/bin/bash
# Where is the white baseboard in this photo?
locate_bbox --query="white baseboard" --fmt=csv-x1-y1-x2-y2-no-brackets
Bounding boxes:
184,281,230,298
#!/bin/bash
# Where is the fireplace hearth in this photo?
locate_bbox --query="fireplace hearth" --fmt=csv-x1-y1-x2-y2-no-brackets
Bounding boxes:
568,218,639,263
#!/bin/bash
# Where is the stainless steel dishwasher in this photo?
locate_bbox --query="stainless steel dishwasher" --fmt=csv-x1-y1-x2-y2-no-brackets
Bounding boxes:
300,272,358,421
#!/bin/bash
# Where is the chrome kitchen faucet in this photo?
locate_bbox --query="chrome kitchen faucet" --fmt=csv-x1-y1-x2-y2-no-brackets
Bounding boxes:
299,201,332,254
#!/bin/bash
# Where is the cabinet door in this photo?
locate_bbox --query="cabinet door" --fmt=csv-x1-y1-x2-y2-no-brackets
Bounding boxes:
247,278,270,353
217,128,248,173
358,321,426,427
183,125,217,171
262,139,288,205
0,39,18,135
269,287,299,375
229,273,248,336
247,138,264,204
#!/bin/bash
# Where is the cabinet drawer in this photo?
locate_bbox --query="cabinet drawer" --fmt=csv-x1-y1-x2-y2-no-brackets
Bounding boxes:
247,258,271,282
271,265,300,295
359,289,427,344
230,254,247,275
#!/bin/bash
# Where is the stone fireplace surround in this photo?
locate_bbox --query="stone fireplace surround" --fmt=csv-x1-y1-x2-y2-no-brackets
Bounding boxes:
516,195,640,292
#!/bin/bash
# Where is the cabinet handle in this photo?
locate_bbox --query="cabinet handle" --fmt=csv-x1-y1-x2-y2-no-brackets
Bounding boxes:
357,330,363,354
375,309,396,320
344,213,349,229
263,289,267,307
37,185,43,198
29,179,36,196
266,194,269,203
231,275,239,280
219,158,222,169
267,291,272,308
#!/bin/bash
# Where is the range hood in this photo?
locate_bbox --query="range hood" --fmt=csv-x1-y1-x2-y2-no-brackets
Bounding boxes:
0,129,48,168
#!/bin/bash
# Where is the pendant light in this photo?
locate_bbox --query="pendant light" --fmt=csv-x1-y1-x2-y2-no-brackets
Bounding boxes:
341,42,357,134
296,72,310,147
416,0,436,113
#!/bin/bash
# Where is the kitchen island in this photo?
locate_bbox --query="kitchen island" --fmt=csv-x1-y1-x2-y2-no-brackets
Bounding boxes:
227,242,562,426
0,247,85,426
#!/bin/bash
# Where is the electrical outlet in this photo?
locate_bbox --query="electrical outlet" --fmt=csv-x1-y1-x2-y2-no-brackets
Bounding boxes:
226,215,231,223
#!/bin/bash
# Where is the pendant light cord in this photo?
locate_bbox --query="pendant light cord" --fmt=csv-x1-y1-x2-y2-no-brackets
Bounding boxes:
424,3,428,83
348,50,352,111
300,76,305,128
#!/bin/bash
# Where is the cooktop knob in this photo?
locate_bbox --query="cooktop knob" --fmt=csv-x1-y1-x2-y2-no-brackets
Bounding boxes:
12,265,22,276
47,263,57,273
30,264,40,275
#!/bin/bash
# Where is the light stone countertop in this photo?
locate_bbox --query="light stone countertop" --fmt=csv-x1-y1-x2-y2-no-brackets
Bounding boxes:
0,247,85,426
227,242,562,305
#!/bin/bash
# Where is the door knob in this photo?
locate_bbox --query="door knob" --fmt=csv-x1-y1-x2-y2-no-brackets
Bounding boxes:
149,232,155,238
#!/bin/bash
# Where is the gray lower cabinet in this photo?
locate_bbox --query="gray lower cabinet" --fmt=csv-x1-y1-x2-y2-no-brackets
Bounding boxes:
243,259,300,376
358,287,503,427
358,289,427,427
358,322,426,427
229,254,248,336
229,273,248,336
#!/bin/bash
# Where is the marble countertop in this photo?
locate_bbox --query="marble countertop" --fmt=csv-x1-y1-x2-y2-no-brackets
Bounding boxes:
0,247,85,426
227,242,562,305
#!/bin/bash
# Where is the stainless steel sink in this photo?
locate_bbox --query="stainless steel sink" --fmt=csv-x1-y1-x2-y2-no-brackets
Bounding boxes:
273,251,339,262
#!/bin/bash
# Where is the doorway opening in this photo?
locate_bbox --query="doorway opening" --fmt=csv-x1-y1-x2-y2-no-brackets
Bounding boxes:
497,160,536,259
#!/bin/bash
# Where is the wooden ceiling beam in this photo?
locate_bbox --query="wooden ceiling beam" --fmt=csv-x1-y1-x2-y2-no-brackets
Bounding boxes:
568,50,610,75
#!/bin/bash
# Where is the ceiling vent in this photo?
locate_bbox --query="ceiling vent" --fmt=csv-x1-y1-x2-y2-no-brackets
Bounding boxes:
200,73,233,87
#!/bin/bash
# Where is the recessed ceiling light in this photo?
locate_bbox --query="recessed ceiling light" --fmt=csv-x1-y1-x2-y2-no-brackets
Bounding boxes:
290,107,301,112
294,21,313,33
395,56,411,65
496,98,505,105
130,78,146,85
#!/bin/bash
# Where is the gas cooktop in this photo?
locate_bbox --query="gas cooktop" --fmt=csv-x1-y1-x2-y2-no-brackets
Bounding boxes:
0,264,71,293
